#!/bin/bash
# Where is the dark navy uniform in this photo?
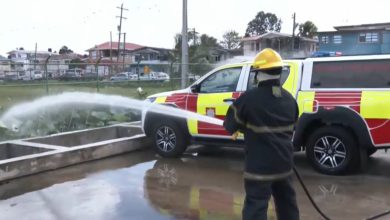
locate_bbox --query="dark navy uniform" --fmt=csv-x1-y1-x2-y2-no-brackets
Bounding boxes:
224,78,300,220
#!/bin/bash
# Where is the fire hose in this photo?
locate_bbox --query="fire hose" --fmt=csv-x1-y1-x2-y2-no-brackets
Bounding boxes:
293,167,390,220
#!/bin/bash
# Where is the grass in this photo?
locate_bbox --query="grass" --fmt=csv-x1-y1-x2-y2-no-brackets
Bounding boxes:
0,79,182,115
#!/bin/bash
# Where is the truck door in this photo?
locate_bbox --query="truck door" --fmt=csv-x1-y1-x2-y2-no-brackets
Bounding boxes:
192,66,245,138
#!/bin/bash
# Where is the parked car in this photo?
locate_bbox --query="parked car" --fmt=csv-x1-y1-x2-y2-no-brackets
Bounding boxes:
82,72,99,81
143,54,390,175
33,71,43,80
110,72,130,81
59,70,82,81
128,72,170,82
4,74,18,81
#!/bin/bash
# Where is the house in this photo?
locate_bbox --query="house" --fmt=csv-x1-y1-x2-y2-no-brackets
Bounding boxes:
86,42,144,61
6,49,85,79
241,32,317,58
317,22,390,55
49,53,83,77
0,56,11,78
85,41,145,75
6,49,55,79
127,46,174,74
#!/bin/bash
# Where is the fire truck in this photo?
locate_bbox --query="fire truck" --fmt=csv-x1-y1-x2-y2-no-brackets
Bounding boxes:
143,55,390,175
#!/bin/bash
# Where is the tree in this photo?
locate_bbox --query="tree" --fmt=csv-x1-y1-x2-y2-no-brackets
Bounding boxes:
173,33,222,75
69,58,86,69
298,21,318,38
59,46,74,55
245,11,282,37
221,30,241,50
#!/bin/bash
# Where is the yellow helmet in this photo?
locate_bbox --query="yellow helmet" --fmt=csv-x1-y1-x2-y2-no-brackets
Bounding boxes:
253,48,283,70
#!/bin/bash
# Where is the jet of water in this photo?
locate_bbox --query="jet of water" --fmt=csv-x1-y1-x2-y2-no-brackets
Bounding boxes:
0,92,224,132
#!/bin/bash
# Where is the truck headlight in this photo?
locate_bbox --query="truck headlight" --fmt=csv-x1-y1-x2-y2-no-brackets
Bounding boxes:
145,97,156,103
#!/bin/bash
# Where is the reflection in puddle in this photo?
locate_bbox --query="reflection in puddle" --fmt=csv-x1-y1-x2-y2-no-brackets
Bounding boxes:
144,159,277,220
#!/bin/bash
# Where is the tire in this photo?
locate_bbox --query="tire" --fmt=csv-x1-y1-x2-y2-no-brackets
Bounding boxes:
151,119,189,158
306,126,359,175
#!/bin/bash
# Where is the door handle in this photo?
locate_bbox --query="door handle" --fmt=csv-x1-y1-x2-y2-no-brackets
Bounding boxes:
223,98,236,103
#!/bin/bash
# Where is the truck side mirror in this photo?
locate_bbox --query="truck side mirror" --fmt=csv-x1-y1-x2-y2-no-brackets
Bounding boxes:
190,84,200,93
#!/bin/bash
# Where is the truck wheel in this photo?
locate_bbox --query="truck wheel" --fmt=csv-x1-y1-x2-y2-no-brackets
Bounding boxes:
152,120,189,158
306,126,359,175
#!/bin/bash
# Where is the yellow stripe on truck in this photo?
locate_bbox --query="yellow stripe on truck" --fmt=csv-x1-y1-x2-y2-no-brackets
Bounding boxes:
283,61,298,96
296,91,315,115
361,91,390,119
154,97,167,103
188,119,198,134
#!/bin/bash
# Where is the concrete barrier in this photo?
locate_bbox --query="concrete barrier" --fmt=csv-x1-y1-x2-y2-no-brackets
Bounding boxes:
0,124,151,182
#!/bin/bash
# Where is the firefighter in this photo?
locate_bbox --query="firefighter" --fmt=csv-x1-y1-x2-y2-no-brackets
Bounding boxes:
223,48,300,220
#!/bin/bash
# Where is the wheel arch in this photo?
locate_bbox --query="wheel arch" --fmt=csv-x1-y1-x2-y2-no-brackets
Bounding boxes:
293,106,373,150
143,110,190,138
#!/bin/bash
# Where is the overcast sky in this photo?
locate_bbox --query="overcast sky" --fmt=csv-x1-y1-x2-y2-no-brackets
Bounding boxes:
1,0,390,56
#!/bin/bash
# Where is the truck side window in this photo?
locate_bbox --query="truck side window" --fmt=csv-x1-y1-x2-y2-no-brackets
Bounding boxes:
199,67,241,93
247,66,290,90
311,59,390,88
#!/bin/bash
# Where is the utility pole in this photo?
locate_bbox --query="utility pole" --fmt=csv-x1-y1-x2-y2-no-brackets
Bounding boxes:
181,0,189,89
116,3,128,62
122,33,126,71
110,31,113,76
292,12,297,51
34,43,37,71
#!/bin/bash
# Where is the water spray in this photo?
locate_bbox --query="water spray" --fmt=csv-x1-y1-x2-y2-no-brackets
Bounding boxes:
0,92,223,132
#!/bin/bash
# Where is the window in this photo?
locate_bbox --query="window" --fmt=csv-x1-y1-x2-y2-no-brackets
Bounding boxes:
359,32,379,43
321,36,329,44
247,66,291,90
311,59,390,88
333,35,342,44
199,67,241,93
251,42,255,51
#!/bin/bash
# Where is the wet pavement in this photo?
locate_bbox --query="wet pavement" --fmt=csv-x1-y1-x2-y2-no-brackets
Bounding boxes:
0,147,389,220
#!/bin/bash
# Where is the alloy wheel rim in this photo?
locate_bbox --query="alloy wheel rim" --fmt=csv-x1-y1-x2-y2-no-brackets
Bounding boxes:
156,126,176,152
313,136,347,169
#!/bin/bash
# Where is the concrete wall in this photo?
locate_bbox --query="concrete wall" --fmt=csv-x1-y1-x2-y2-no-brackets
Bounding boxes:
0,125,151,182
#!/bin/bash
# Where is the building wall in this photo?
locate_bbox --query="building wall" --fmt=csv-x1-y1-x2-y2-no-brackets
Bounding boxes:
0,60,11,77
381,30,390,54
243,39,316,58
318,31,390,55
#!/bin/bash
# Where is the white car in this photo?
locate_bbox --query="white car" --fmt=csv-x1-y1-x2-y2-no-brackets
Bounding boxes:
33,72,43,80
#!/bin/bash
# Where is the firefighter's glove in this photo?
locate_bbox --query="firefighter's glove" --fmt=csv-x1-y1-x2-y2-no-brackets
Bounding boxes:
231,131,240,141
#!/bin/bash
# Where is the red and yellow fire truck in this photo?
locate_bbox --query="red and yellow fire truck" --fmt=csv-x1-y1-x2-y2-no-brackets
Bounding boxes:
143,55,390,175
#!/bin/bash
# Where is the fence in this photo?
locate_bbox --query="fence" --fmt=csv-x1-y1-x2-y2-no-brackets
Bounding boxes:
0,62,218,142
0,62,219,113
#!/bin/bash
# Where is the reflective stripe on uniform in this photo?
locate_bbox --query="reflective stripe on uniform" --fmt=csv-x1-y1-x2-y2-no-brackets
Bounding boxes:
231,105,295,134
243,170,293,181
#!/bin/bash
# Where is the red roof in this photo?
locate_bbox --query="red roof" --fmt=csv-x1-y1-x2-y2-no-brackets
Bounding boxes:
86,42,144,51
